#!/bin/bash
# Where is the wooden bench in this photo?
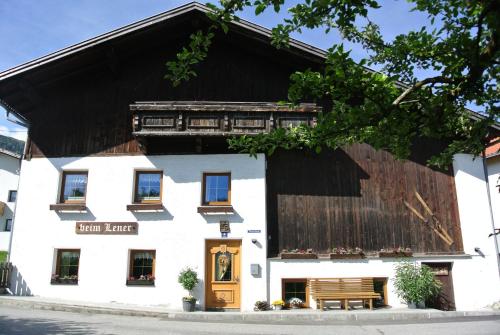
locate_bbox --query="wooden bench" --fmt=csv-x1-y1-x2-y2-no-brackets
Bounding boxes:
310,278,381,310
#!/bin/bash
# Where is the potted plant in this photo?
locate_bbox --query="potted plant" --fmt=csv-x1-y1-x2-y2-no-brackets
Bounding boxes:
280,248,318,259
178,267,199,312
288,297,303,309
254,300,270,311
393,261,441,309
271,299,285,310
330,247,365,259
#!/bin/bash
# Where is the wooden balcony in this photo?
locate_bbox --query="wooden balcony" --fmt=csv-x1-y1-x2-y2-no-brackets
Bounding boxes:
131,101,321,137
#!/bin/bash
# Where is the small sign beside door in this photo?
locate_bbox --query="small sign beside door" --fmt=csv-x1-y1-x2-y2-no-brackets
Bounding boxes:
220,220,230,233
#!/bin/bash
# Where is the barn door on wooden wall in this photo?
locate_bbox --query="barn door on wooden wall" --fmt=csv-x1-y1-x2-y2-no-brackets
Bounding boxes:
205,240,241,310
422,262,456,311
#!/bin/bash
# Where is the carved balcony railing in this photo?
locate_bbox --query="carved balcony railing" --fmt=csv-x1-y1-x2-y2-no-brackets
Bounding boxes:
131,101,321,137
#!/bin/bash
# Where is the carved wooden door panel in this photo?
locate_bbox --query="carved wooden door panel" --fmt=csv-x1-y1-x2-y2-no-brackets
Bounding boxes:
205,240,241,309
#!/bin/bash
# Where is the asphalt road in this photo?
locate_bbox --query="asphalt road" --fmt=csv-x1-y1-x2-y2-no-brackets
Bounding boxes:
0,305,499,335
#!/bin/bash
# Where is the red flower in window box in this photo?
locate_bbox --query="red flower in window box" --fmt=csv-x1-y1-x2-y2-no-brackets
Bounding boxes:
126,274,155,286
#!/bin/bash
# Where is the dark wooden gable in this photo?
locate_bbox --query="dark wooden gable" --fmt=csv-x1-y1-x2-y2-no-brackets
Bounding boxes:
0,7,323,158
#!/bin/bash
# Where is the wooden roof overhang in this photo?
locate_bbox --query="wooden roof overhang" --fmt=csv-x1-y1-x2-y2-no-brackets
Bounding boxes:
131,101,322,139
0,2,327,125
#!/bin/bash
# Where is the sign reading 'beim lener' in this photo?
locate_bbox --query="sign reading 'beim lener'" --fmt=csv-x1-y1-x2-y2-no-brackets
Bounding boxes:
76,222,138,235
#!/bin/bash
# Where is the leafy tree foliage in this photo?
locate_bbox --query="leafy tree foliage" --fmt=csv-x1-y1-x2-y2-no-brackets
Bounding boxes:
165,0,500,166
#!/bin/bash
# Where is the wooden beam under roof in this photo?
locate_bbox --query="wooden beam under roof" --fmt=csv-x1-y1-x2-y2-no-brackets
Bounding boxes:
130,101,322,113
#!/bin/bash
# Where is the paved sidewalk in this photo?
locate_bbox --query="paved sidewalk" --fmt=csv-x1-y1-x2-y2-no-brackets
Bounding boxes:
1,295,499,323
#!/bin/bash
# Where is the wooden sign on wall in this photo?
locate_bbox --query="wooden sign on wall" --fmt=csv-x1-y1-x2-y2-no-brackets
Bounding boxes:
76,222,138,235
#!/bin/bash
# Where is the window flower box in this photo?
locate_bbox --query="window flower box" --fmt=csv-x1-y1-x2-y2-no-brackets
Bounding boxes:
378,248,413,258
51,275,78,285
280,249,318,259
329,247,365,259
126,279,155,286
126,275,155,286
329,253,365,259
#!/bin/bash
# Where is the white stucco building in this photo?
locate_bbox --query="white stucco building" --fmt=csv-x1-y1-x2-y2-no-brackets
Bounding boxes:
1,2,500,313
9,154,267,309
7,151,500,311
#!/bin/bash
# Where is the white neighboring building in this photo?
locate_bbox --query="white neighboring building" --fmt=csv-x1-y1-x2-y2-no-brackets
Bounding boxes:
486,140,500,257
0,139,23,253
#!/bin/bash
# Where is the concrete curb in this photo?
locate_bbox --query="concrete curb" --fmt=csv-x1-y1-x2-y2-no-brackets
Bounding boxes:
1,296,500,323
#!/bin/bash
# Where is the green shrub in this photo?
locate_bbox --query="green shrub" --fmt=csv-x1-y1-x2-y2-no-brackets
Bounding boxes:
178,267,199,294
393,261,441,304
0,251,7,263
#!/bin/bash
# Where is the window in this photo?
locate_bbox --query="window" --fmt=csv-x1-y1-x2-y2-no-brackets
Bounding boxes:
134,171,162,203
202,172,231,205
214,251,233,281
51,249,80,285
282,279,309,307
127,250,155,285
7,190,17,202
5,219,12,232
60,171,88,203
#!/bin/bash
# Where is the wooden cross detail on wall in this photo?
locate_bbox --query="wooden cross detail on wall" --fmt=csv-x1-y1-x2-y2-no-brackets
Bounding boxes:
404,191,454,246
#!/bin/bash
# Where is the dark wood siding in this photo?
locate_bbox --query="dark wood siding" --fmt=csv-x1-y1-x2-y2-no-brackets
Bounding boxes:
266,145,463,256
2,11,463,255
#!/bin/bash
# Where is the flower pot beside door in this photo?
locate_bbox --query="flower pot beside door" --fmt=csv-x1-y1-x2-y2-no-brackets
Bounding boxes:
178,267,199,312
182,297,196,312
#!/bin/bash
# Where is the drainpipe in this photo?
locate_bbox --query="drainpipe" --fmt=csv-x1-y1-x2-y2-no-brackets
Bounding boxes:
482,152,500,279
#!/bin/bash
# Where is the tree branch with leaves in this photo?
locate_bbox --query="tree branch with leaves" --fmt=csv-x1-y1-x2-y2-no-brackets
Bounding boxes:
165,0,500,166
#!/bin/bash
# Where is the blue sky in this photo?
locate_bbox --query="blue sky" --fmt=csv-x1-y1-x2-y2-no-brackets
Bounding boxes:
0,0,431,139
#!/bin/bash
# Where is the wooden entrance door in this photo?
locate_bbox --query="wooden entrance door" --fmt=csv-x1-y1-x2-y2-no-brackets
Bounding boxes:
423,262,456,311
205,240,241,310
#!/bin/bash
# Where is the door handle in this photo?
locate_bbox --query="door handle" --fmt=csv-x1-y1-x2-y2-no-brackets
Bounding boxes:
235,276,240,283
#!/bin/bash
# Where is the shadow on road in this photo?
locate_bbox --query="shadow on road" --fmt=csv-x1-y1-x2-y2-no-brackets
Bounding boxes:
0,315,113,335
